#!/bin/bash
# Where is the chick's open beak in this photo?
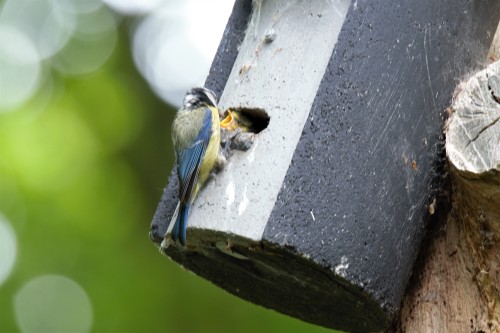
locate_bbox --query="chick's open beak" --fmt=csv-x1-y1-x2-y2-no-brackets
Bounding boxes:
220,110,239,131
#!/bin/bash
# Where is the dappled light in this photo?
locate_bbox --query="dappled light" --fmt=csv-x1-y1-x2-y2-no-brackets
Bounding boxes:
0,214,16,286
14,275,93,333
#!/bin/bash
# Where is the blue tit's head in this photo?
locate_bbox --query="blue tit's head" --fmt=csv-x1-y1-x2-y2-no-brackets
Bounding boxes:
182,87,218,110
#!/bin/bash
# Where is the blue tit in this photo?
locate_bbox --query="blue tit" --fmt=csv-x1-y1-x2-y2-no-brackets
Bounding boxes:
170,87,221,245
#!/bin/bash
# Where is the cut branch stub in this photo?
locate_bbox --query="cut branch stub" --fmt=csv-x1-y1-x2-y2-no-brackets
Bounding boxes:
446,61,500,175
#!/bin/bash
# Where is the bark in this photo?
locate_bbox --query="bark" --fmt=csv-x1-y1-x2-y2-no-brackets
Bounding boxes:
395,61,500,333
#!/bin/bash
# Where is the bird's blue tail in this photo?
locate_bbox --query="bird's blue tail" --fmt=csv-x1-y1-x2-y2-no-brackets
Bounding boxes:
172,203,190,245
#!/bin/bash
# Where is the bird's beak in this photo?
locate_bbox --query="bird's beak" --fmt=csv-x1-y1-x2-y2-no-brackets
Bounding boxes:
220,110,238,130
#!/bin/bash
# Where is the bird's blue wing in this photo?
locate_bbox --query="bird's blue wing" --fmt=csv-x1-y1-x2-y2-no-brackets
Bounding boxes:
176,108,213,202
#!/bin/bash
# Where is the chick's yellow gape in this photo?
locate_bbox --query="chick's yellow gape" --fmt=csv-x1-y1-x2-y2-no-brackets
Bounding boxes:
170,87,220,245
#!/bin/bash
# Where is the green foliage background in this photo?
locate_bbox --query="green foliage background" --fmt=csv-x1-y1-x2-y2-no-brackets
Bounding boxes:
0,20,338,333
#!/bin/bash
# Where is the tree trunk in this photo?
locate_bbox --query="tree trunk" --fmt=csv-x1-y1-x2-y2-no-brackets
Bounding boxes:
397,61,500,333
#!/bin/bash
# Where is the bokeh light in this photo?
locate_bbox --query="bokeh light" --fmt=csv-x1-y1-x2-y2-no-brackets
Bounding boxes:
0,24,41,111
58,0,104,14
132,0,234,106
0,0,119,111
0,0,76,60
51,6,118,76
0,214,17,286
14,275,93,333
101,0,165,15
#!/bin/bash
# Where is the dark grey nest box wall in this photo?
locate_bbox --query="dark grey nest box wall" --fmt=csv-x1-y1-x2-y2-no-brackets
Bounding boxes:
150,0,500,332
